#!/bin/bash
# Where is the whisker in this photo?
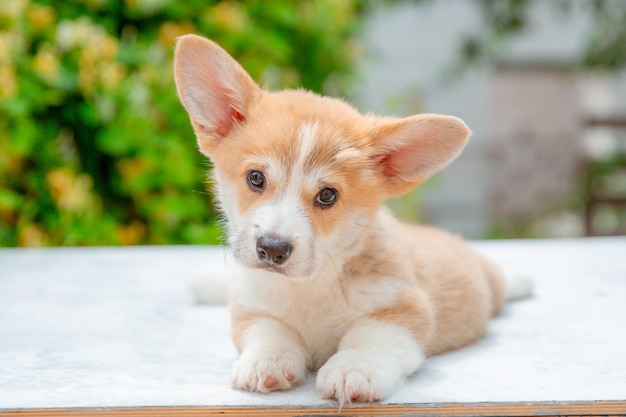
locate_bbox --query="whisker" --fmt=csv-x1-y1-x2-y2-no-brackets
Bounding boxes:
191,189,212,196
325,250,348,300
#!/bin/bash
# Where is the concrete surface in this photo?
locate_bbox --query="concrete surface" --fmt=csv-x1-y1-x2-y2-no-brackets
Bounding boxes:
0,238,625,410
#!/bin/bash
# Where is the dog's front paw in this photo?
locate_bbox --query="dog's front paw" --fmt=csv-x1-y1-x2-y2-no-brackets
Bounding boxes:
231,350,306,393
316,351,389,404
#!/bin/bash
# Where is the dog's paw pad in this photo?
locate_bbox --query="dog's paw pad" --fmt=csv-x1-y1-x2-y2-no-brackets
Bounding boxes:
231,351,305,393
350,391,379,402
316,358,383,404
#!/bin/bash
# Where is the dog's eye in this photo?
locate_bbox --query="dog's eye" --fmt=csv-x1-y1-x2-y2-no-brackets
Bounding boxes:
316,188,337,207
247,170,265,191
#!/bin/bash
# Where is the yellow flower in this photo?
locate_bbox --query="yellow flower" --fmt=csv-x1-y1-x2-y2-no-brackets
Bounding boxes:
56,17,113,56
0,32,17,65
99,61,127,92
18,224,49,247
0,0,27,22
118,157,152,185
211,2,248,32
46,168,93,213
27,4,56,31
78,48,97,94
101,36,119,61
0,65,17,97
33,44,60,84
158,21,195,48
118,221,146,245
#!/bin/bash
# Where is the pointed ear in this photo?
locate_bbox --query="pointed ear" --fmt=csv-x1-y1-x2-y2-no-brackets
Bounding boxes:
372,113,471,197
174,35,261,154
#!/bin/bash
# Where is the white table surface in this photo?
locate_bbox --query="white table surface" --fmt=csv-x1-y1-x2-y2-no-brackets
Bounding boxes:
1,238,625,413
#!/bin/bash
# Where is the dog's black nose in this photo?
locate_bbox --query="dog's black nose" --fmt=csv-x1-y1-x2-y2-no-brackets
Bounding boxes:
256,236,292,265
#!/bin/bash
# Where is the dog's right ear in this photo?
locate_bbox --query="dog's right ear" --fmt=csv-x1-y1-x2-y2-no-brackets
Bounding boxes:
371,113,471,198
174,35,261,154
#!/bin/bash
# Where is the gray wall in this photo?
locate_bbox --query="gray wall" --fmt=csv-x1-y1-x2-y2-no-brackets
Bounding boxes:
353,1,626,238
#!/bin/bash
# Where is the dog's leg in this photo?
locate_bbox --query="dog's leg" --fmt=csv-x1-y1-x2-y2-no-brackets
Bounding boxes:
231,317,309,393
316,318,424,405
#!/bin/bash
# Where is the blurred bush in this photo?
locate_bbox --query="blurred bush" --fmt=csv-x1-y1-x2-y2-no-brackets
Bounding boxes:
0,0,365,246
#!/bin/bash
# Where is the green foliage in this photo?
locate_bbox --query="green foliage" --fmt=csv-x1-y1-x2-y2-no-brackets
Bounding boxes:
0,0,364,246
457,0,626,71
583,1,626,70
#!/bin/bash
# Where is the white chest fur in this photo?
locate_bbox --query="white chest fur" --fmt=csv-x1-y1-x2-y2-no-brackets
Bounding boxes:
231,262,403,369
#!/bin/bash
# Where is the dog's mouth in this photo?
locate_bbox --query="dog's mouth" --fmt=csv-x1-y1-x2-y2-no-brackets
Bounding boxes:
247,259,314,281
260,263,287,275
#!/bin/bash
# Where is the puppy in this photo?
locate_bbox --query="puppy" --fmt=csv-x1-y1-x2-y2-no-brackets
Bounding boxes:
174,34,531,405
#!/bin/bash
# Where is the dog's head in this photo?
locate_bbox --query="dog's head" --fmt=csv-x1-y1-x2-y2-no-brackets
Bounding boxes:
174,35,470,280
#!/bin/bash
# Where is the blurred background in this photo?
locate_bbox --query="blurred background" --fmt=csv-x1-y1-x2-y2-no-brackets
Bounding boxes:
1,0,625,247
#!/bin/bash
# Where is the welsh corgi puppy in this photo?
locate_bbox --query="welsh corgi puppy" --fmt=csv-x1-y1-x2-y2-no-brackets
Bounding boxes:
174,34,531,405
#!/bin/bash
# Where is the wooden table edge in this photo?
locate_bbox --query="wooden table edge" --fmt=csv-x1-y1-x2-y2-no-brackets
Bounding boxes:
2,400,625,416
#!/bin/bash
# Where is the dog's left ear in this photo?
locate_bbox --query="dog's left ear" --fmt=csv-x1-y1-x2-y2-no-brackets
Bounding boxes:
174,35,261,154
372,113,470,197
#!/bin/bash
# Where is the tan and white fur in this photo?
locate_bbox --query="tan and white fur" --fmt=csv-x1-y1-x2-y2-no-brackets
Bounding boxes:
174,35,531,405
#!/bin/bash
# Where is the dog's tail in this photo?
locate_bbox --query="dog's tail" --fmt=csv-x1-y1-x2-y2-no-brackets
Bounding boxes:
501,265,534,302
187,263,232,305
